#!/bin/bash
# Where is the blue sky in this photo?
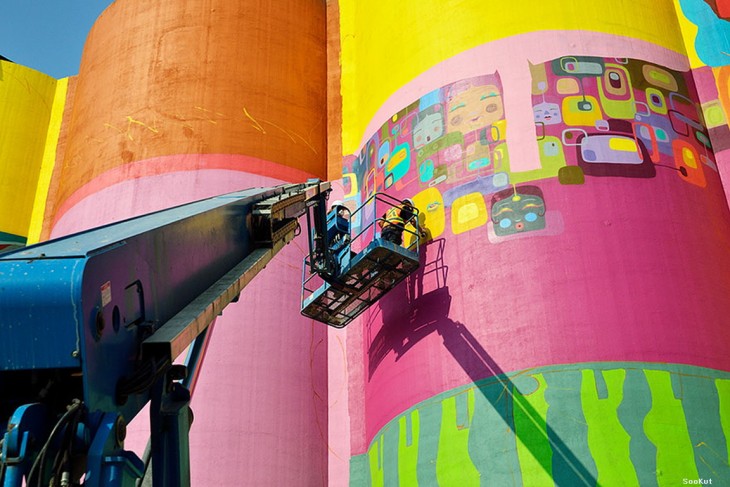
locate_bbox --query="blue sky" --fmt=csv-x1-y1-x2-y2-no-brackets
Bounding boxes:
0,1,116,78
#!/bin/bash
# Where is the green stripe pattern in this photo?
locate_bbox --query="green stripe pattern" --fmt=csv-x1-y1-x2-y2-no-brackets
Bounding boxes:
350,363,730,486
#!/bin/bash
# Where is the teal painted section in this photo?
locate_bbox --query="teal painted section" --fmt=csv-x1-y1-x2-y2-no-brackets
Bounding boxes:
382,422,400,486
350,363,730,486
469,384,523,487
0,230,26,245
679,0,730,67
416,400,441,485
676,372,730,481
350,453,371,487
618,368,657,487
544,370,598,486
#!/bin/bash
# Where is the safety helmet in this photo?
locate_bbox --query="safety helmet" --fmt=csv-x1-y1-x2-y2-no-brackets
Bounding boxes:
402,198,415,207
330,200,344,209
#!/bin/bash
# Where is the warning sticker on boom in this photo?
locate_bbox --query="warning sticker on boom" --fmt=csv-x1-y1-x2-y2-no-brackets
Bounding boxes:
101,281,112,307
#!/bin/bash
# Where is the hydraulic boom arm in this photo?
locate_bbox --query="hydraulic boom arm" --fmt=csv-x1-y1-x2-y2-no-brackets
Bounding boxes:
0,180,329,487
0,178,422,486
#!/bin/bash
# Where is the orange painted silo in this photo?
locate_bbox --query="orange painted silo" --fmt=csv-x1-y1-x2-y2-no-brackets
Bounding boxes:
44,1,329,485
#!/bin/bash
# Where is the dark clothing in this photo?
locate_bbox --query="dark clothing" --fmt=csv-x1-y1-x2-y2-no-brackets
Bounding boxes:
399,207,415,225
381,225,403,245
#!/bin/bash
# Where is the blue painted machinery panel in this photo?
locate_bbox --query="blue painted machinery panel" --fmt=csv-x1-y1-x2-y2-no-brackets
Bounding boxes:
0,182,327,487
0,180,422,486
1,187,269,419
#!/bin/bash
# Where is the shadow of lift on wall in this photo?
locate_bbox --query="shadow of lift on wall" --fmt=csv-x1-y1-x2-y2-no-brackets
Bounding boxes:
366,238,597,486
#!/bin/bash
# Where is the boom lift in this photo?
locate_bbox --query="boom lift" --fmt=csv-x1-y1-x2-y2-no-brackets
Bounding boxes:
0,180,420,487
301,192,422,327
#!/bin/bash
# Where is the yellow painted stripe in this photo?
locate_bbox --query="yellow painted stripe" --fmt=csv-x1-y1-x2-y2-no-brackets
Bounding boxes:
340,0,688,154
0,62,57,239
27,77,68,244
672,0,704,68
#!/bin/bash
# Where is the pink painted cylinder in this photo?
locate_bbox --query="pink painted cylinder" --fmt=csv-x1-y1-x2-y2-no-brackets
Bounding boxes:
47,0,329,485
340,15,730,487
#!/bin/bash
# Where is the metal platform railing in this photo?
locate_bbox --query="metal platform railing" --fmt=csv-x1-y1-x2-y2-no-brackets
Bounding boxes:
300,193,422,328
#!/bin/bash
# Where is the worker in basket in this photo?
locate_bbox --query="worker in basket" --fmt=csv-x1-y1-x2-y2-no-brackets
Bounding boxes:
327,200,351,249
378,198,426,247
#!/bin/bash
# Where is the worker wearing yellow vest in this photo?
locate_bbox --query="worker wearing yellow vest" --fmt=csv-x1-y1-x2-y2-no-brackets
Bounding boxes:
379,198,425,246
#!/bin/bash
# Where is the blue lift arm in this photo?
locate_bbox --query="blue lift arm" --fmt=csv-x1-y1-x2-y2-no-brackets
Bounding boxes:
0,180,330,487
0,179,422,486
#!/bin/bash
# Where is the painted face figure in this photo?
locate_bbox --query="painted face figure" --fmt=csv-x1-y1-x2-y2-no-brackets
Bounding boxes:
412,107,445,149
533,102,562,125
490,187,546,236
447,81,504,132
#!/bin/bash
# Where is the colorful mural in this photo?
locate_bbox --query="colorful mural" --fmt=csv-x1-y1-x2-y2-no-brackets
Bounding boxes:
343,73,514,242
343,56,718,247
338,0,688,155
677,0,730,67
534,56,714,187
674,0,730,180
351,362,730,486
4,1,730,486
339,38,730,487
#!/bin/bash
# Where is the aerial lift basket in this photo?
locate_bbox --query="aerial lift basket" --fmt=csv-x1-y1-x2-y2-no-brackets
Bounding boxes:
301,193,421,328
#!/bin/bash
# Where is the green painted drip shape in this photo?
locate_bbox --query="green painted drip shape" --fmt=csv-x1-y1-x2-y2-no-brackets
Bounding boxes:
718,379,730,468
398,411,419,485
436,390,480,484
350,363,730,487
513,373,553,485
581,369,639,486
643,370,699,486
